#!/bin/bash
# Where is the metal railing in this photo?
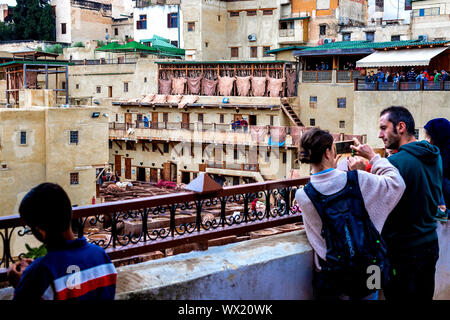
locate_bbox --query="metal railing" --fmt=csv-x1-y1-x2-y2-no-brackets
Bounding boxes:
336,71,363,83
71,57,138,65
354,79,450,91
0,178,308,281
302,71,332,83
206,161,259,172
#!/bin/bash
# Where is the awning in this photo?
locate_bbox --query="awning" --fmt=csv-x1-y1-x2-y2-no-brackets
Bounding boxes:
356,47,448,68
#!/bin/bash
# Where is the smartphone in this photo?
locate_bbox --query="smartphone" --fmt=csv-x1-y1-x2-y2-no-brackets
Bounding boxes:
335,140,355,154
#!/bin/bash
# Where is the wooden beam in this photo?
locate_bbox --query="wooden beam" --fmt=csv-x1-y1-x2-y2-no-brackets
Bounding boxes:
142,141,150,152
152,141,164,156
114,140,122,150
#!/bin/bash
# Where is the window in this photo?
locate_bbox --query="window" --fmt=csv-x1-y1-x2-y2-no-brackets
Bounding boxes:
319,25,326,36
247,10,256,16
234,149,239,160
263,9,273,15
124,82,129,92
310,96,317,108
198,113,204,123
20,131,26,145
75,84,79,89
375,0,384,12
366,32,375,42
310,118,316,126
231,47,239,58
342,33,351,41
414,7,440,16
126,141,136,150
109,140,112,149
171,40,178,47
263,46,271,57
144,77,147,83
339,120,345,128
70,173,79,185
230,11,240,17
405,0,412,10
167,12,178,28
137,15,147,30
391,35,400,41
187,22,195,32
61,23,66,34
219,114,224,123
270,115,274,126
205,42,209,48
282,152,287,164
96,86,101,94
163,113,168,123
250,46,258,58
69,130,79,144
337,98,346,108
163,143,169,153
114,28,118,36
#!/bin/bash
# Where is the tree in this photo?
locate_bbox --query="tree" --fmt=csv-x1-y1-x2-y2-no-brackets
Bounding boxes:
7,0,55,41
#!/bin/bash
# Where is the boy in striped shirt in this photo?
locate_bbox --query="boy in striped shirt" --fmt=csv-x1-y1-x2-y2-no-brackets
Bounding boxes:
8,183,117,300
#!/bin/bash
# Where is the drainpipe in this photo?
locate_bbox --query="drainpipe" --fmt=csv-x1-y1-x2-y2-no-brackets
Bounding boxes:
177,4,180,48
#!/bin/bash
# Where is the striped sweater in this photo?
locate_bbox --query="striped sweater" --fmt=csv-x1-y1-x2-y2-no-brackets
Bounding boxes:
14,237,117,300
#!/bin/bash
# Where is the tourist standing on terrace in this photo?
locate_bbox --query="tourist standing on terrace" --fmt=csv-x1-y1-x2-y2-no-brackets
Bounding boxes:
7,183,117,300
295,128,405,300
377,106,443,300
406,68,416,82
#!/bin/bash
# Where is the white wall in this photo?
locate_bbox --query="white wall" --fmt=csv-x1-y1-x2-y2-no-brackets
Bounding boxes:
133,5,184,47
368,0,412,24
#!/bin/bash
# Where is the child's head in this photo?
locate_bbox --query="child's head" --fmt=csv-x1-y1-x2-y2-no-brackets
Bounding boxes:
19,183,73,244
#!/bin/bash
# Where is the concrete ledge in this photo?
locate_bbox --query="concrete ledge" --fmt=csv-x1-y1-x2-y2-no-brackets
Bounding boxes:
115,230,314,300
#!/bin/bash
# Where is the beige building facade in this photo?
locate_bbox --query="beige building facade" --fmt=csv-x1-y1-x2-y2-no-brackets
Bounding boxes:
0,105,109,217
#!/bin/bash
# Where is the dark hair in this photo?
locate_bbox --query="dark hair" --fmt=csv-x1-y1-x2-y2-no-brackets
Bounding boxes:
424,118,450,180
19,183,73,237
299,128,334,164
380,106,415,136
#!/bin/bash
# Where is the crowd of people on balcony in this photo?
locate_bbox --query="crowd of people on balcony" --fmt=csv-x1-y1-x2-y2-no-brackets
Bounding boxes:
365,67,449,88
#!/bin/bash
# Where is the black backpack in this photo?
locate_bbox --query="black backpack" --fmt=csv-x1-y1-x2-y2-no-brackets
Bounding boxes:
304,170,390,299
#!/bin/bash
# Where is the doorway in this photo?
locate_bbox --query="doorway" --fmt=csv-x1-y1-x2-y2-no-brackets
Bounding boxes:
137,167,146,182
150,168,158,182
249,115,257,125
108,86,113,98
181,171,190,184
182,113,190,129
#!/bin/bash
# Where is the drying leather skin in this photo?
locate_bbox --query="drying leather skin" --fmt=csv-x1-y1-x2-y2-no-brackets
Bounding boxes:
267,77,285,97
171,78,187,95
153,94,168,103
159,79,172,94
187,76,202,94
218,76,235,96
167,95,183,104
202,78,218,96
251,76,267,96
178,95,199,108
286,70,296,97
236,76,251,96
140,94,155,103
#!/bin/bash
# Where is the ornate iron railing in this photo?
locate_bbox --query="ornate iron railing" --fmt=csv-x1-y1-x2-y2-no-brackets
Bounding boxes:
0,178,308,282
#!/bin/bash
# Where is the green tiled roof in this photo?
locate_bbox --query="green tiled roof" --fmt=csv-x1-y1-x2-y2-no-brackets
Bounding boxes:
301,40,449,51
266,46,310,54
0,60,73,67
141,35,185,56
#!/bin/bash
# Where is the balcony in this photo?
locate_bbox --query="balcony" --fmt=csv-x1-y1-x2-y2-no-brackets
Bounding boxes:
279,29,295,38
354,79,450,91
109,123,300,148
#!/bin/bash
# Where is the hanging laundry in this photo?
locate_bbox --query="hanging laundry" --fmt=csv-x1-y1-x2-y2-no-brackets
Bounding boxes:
251,76,267,96
290,126,302,146
236,76,251,96
159,79,171,94
267,77,285,97
187,76,202,94
250,126,267,143
171,78,187,95
218,76,235,96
